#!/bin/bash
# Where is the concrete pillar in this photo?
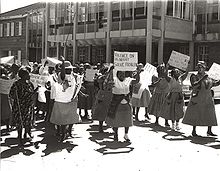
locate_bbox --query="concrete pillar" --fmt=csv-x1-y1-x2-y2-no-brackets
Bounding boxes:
45,3,50,58
189,41,194,71
146,1,153,64
72,3,78,64
158,0,166,65
106,1,112,63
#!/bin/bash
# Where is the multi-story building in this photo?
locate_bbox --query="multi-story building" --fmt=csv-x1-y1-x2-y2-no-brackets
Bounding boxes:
1,0,220,69
0,3,46,64
47,0,194,67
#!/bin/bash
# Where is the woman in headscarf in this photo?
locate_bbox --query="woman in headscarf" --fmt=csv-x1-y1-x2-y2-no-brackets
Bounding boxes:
50,58,81,142
182,61,220,136
92,66,113,132
9,68,38,145
148,64,170,126
106,68,140,142
162,66,188,130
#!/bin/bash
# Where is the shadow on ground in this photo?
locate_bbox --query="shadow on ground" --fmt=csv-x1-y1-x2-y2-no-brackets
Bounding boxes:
0,120,79,158
134,120,220,149
87,124,134,155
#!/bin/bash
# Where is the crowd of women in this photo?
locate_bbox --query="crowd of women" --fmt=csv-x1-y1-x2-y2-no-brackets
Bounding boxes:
1,58,220,146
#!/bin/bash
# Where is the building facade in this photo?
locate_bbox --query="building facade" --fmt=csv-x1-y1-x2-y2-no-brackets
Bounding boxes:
0,3,46,64
1,1,220,69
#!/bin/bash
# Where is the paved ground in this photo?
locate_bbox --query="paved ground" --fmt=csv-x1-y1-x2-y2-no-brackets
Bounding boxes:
1,105,220,171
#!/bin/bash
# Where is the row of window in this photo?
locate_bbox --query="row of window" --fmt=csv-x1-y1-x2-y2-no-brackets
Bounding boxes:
0,21,22,37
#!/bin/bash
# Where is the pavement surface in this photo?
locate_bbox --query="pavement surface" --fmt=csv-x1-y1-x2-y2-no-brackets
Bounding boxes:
1,105,220,171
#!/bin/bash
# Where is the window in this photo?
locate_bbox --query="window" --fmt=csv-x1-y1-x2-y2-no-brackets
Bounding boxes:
18,21,22,35
11,22,14,36
112,1,120,20
179,46,189,55
121,1,133,19
78,48,87,62
88,2,96,21
166,0,192,20
78,3,86,22
207,0,220,22
0,24,3,37
6,23,10,36
198,45,209,65
135,1,146,17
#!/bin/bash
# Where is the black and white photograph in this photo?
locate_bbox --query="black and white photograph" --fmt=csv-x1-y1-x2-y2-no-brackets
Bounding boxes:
1,0,220,170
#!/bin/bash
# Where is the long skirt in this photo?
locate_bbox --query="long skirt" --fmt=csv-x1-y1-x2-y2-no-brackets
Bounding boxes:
106,103,133,128
182,89,217,126
160,92,184,121
50,98,81,125
131,89,151,107
148,92,168,117
1,94,12,121
92,90,112,121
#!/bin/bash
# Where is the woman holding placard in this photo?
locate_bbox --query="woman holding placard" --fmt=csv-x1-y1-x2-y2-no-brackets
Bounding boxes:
148,64,170,127
182,61,220,136
50,58,81,142
106,68,140,142
161,66,188,130
131,63,151,121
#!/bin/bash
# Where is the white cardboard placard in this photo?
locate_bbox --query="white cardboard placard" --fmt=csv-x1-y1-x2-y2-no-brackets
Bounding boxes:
168,51,190,71
114,51,138,71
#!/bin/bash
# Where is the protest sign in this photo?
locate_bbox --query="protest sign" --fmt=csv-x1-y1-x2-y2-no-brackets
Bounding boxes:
132,63,156,99
208,63,220,80
41,57,62,67
85,69,98,82
114,51,138,71
0,56,14,64
0,78,14,94
30,74,49,88
168,51,190,71
73,74,84,99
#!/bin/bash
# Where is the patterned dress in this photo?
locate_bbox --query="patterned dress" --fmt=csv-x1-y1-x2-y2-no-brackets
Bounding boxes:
182,74,217,126
9,80,35,128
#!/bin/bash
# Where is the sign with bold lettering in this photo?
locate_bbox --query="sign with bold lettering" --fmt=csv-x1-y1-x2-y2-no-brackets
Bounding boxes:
168,51,190,71
0,78,14,94
208,63,220,80
114,51,138,71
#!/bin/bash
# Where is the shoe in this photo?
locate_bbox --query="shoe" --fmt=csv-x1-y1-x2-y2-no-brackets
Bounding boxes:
192,131,198,137
207,131,217,137
124,134,130,142
175,123,180,130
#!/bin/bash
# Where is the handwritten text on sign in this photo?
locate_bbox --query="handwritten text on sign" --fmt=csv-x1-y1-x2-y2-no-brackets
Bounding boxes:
208,63,220,80
114,51,138,71
168,51,190,71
